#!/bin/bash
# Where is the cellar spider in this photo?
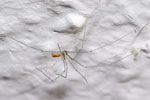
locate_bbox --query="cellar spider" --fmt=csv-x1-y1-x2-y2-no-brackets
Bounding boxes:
2,23,144,82
50,43,88,82
6,36,88,82
2,22,149,82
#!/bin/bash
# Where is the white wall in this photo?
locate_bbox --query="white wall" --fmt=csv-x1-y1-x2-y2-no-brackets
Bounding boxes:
0,0,150,100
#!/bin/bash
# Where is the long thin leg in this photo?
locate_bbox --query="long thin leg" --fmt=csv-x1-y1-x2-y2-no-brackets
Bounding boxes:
8,36,46,52
108,23,149,64
55,56,68,79
56,43,68,78
81,0,101,49
129,23,149,46
63,55,68,77
35,67,53,81
89,29,137,52
66,56,88,83
101,42,131,50
67,53,87,68
109,53,133,65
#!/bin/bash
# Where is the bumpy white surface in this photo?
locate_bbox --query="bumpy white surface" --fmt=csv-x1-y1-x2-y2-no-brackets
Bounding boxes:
0,0,150,100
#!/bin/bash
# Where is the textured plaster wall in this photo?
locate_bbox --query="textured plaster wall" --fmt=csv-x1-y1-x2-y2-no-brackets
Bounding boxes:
0,0,150,100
